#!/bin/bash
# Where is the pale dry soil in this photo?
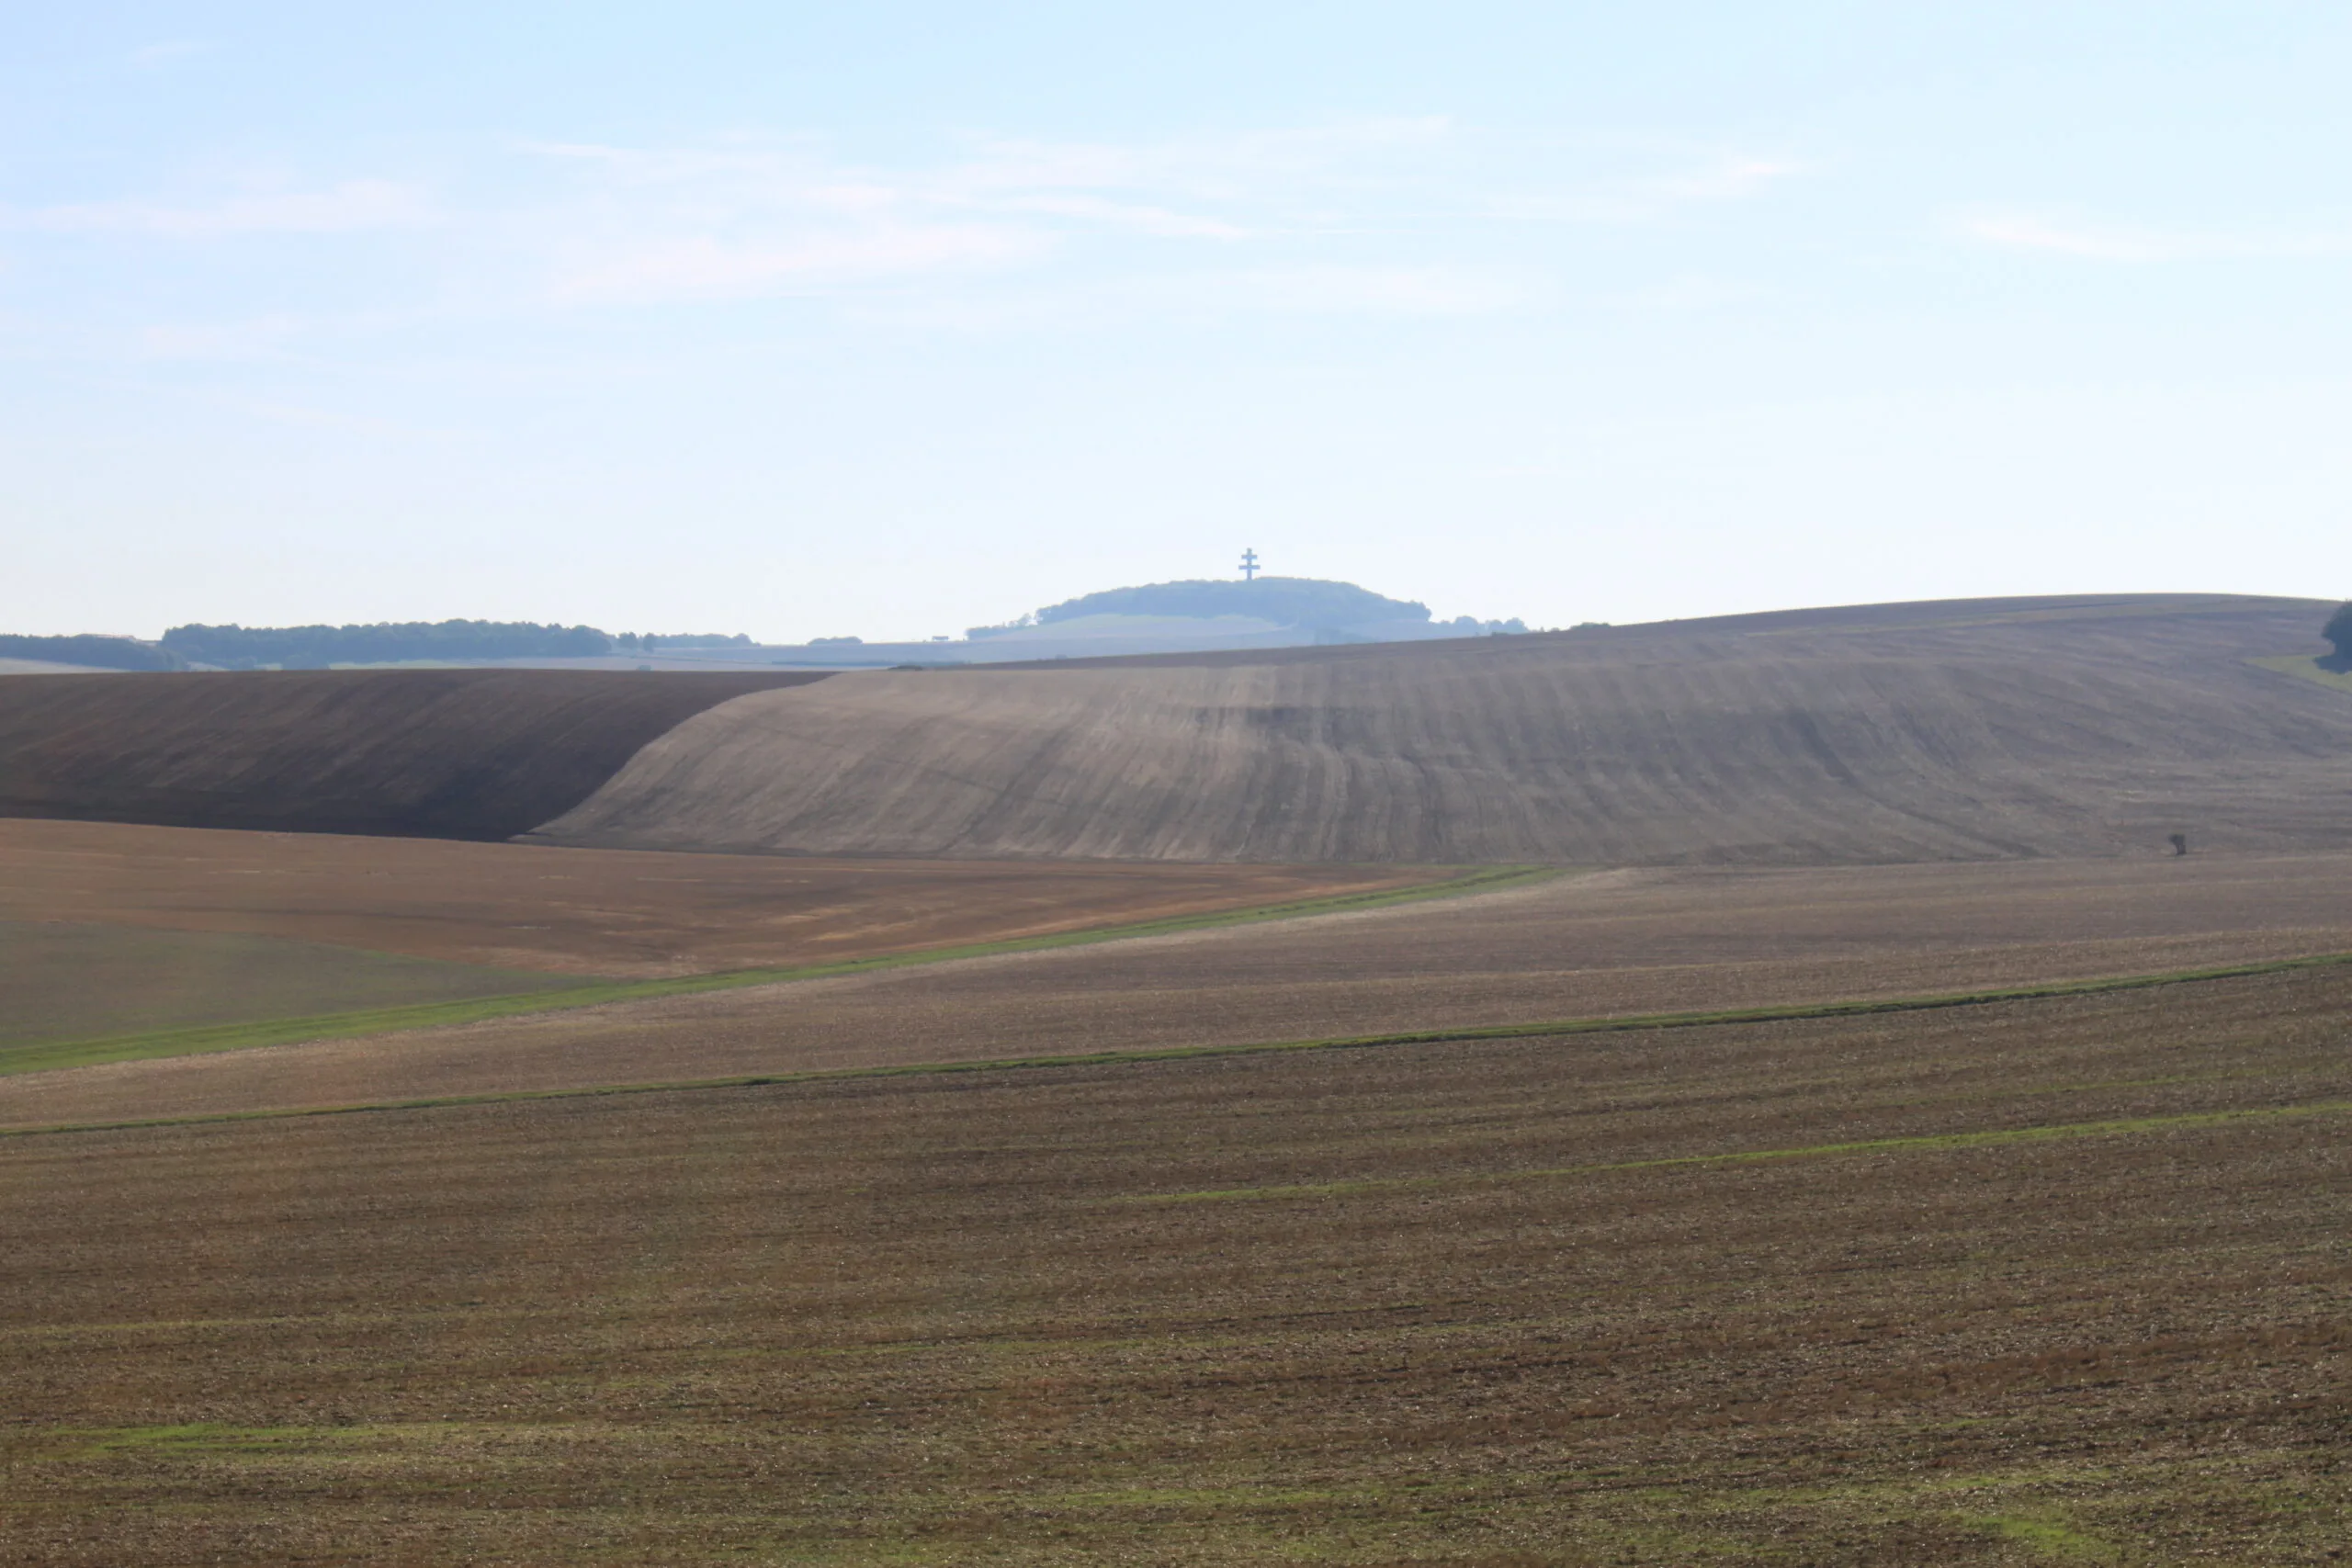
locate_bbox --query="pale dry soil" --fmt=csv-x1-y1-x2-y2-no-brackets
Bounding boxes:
0,965,2345,1564
0,818,1441,978
8,849,2350,1128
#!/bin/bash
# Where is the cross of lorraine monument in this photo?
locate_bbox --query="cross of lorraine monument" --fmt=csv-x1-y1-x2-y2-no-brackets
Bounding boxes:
1239,547,1260,581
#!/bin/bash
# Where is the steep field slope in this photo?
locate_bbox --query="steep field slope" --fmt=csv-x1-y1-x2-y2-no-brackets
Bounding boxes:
0,669,826,839
532,592,2352,863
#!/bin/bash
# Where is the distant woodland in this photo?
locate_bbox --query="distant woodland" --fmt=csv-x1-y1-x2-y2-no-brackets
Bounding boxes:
161,622,616,670
0,634,187,671
153,622,752,670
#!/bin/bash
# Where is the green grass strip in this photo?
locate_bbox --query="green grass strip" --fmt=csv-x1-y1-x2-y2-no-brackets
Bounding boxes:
0,865,1558,1077
2247,653,2352,694
1120,1100,2352,1205
5,947,2347,1143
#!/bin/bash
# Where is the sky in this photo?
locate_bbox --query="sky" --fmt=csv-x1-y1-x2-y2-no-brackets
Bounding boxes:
5,2,2349,642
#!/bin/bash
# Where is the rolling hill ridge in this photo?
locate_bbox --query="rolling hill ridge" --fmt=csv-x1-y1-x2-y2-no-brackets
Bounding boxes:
2,595,2343,863
528,593,2352,863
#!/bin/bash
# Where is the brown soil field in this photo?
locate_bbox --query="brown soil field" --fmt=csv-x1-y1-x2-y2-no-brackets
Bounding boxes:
13,848,2349,1129
0,817,1437,982
0,667,827,840
531,592,2352,863
3,963,2345,1563
0,922,584,1050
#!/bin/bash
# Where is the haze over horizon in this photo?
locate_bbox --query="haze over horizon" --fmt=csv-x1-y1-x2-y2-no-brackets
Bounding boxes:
7,4,2350,642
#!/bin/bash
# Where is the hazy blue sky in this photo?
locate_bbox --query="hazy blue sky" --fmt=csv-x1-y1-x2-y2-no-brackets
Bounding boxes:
6,3,2348,640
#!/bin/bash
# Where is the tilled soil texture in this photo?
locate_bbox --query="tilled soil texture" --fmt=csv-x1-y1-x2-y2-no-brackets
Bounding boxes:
0,818,1445,981
12,849,2351,1128
3,965,2346,1564
0,668,828,839
531,592,2352,863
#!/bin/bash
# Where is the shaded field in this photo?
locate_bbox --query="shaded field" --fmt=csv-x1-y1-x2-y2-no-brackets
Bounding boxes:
3,964,2345,1564
0,818,1445,979
535,592,2352,863
0,922,586,1052
16,848,2348,1127
0,668,825,840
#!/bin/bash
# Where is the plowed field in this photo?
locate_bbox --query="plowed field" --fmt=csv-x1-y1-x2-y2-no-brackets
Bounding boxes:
11,849,2348,1129
4,962,2344,1563
0,668,827,839
533,592,2352,863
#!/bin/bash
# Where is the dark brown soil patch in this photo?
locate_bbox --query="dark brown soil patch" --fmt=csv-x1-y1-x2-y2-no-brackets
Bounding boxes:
0,668,827,840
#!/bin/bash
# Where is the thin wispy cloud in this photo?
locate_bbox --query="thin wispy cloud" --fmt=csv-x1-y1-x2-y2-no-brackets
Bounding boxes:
130,39,209,70
1482,146,1804,224
1127,263,1538,316
26,179,435,237
518,120,1448,304
10,120,1806,346
1958,209,2351,262
552,225,1046,304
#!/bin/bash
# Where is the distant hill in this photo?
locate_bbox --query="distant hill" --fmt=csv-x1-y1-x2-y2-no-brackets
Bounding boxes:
1031,577,1432,632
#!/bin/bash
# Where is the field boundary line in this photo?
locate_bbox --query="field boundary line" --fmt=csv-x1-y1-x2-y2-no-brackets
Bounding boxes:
5,949,2348,1141
1117,1100,2352,1204
0,864,1561,1077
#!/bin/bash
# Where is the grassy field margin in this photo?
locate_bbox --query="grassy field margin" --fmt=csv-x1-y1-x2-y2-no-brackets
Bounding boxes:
2247,653,2352,693
0,864,1557,1077
8,948,2347,1140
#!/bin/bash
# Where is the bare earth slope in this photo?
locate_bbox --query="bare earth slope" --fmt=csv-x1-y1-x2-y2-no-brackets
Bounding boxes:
0,669,827,839
531,592,2352,863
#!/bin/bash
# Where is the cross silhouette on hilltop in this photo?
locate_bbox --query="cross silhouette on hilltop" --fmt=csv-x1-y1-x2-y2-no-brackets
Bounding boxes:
1239,547,1260,581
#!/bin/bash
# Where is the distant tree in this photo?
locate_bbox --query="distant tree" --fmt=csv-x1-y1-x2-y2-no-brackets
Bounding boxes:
0,634,187,671
159,620,613,670
2325,602,2352,663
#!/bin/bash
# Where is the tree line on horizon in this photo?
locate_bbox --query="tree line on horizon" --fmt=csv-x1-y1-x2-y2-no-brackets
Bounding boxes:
0,621,754,671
